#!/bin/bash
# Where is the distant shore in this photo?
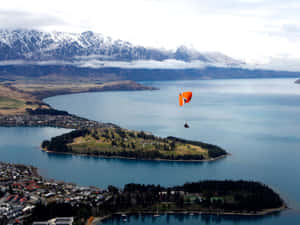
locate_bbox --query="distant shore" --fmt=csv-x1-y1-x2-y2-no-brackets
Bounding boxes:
29,80,159,101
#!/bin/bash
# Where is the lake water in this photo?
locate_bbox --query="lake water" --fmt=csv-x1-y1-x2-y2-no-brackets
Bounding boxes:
1,78,300,224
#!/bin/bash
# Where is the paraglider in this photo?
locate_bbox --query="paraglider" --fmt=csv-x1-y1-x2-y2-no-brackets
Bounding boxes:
179,91,192,128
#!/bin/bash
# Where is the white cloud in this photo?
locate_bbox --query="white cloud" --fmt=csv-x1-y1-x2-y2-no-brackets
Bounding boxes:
76,59,208,69
0,9,67,31
1,57,300,72
0,59,207,69
244,56,300,72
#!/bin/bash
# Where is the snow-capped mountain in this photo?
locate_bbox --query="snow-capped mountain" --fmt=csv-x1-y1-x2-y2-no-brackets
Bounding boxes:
0,29,242,66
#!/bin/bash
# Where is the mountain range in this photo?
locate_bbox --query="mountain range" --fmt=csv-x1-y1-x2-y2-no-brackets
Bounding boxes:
0,29,299,81
0,29,242,66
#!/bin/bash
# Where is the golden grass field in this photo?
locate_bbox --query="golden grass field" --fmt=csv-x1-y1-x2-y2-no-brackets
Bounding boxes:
0,84,42,115
67,128,210,160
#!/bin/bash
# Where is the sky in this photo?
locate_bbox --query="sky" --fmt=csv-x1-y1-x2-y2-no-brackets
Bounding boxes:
1,0,300,68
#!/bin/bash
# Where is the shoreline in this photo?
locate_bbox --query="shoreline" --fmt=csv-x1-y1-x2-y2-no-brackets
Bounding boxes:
41,147,229,163
90,216,110,225
91,205,288,224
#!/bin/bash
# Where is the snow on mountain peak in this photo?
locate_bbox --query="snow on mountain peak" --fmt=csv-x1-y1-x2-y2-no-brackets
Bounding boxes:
0,29,243,67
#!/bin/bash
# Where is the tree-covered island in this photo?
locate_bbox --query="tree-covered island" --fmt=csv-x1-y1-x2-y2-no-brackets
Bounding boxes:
41,128,228,161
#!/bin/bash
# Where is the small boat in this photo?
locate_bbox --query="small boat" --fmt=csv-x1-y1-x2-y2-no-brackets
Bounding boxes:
121,214,127,217
153,207,160,217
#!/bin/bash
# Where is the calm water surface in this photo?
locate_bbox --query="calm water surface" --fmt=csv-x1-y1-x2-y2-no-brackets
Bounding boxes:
1,78,300,224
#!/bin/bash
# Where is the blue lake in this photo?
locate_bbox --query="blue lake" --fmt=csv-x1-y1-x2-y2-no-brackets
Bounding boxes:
1,78,300,224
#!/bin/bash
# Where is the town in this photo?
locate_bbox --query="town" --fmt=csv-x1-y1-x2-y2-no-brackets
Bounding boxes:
0,162,108,225
0,114,116,130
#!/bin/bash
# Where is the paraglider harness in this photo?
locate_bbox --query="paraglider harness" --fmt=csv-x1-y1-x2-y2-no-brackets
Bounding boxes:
184,123,190,128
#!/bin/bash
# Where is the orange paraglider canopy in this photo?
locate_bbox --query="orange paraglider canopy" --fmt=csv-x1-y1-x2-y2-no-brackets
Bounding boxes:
179,94,184,106
179,91,192,106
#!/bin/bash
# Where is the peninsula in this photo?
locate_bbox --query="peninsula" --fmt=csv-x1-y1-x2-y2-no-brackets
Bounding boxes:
41,128,228,161
0,80,154,129
0,162,286,225
0,80,156,116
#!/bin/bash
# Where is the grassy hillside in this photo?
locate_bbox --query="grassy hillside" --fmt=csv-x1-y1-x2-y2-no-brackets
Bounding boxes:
0,80,155,115
0,84,46,115
0,96,25,109
42,128,228,161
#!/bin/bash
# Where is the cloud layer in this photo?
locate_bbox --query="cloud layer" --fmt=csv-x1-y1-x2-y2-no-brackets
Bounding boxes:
1,57,300,72
0,59,207,69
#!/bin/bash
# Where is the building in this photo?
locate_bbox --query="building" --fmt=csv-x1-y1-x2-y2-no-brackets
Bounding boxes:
33,217,74,225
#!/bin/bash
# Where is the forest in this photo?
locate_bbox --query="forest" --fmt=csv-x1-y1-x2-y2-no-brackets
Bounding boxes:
26,108,69,116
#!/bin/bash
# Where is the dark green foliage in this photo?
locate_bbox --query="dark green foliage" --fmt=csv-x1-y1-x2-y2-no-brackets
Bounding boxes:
26,203,92,225
29,203,74,220
105,180,283,213
137,131,155,140
128,132,136,138
115,128,126,138
42,129,90,152
41,140,50,149
170,141,176,150
0,216,8,225
175,180,283,211
108,185,119,194
26,108,69,116
91,131,99,140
